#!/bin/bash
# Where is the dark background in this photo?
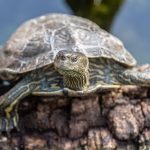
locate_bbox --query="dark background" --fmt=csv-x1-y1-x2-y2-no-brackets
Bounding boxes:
0,0,149,64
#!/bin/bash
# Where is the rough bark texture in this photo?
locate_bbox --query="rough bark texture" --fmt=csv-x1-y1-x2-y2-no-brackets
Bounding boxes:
0,85,150,150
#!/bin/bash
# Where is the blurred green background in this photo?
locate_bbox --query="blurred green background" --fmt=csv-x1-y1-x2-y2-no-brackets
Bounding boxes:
0,0,149,64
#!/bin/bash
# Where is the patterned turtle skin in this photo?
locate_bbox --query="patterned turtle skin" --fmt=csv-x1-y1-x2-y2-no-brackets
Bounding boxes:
0,13,150,132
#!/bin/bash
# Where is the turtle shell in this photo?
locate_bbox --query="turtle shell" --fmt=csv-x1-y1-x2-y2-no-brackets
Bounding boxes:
0,13,136,75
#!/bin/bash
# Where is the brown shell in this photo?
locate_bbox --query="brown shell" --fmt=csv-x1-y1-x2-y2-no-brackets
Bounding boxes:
0,13,136,74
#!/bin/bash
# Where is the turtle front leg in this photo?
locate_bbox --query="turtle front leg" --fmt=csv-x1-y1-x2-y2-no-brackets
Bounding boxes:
0,75,39,133
118,65,150,86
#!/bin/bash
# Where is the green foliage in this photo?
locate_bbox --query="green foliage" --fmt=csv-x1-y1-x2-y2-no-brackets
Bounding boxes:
66,0,124,31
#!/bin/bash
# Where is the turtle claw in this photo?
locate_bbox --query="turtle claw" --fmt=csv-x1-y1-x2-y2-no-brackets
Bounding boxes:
0,113,19,133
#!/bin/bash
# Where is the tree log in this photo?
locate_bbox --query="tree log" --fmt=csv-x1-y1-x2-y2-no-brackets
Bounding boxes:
0,85,150,149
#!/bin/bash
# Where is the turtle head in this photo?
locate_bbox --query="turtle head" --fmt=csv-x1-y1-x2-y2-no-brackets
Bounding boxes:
54,50,89,90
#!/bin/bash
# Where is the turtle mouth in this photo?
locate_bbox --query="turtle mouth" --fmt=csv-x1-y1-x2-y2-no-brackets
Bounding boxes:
55,66,70,72
57,68,69,74
55,67,81,77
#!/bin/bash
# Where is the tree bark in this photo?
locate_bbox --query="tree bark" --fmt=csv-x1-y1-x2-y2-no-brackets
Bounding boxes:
0,86,150,149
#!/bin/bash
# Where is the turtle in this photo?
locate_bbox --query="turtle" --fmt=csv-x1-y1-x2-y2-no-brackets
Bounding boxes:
0,13,150,132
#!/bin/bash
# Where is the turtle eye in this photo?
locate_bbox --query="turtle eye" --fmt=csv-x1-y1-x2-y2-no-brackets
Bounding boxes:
71,56,78,62
60,55,66,61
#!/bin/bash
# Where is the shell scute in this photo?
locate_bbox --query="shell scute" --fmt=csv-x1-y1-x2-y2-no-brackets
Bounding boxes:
0,13,136,76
